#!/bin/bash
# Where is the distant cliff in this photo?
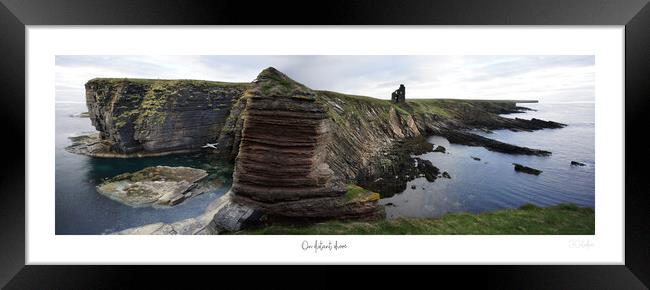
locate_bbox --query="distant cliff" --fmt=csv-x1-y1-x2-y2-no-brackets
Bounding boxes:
83,78,249,156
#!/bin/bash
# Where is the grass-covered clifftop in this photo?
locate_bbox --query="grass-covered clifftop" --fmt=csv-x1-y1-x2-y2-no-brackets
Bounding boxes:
81,78,250,155
314,89,560,196
234,203,594,235
318,90,552,135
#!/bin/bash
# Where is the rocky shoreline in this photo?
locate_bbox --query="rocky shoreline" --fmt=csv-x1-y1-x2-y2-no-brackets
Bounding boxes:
113,191,234,235
440,130,551,156
68,67,570,235
65,133,202,158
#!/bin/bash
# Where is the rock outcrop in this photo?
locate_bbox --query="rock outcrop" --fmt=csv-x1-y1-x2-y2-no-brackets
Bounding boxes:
432,145,446,153
66,133,114,157
80,78,248,157
96,166,216,207
440,130,551,156
209,199,263,233
513,163,543,175
571,161,586,166
113,191,234,235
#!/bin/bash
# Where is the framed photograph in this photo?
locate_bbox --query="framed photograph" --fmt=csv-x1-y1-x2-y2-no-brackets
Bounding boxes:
2,0,648,288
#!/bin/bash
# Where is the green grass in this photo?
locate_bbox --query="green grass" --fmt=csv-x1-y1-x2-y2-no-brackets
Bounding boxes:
407,99,456,117
343,184,380,203
317,91,464,120
87,78,250,130
317,90,392,107
234,203,594,235
87,77,250,88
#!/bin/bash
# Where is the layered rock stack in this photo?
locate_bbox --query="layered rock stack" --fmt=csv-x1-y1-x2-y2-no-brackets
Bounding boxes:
225,67,384,221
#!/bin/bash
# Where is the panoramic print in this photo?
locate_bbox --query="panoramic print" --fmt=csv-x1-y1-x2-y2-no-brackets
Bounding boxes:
55,55,595,235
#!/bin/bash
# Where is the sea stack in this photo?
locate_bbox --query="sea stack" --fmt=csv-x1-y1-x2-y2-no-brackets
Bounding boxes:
212,68,384,231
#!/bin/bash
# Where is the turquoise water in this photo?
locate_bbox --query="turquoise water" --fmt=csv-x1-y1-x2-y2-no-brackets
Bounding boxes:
380,102,595,218
55,102,230,234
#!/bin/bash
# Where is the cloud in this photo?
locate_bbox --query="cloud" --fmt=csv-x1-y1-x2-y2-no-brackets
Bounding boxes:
55,55,594,103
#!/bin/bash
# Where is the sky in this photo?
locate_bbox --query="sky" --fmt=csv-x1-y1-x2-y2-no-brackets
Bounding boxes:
55,55,595,103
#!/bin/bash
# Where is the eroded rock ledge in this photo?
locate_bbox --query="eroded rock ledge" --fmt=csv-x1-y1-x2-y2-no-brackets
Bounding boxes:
96,166,220,207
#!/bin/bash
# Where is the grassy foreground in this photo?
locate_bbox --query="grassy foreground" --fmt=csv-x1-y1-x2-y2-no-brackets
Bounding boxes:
234,204,594,235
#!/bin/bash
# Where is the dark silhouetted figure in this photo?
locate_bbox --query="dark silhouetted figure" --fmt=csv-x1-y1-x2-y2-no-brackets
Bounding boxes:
391,84,405,103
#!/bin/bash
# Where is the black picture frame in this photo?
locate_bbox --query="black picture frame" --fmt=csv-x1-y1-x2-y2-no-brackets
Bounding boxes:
1,0,648,288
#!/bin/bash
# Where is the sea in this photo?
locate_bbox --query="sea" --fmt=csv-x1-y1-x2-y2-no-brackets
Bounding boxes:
55,102,230,234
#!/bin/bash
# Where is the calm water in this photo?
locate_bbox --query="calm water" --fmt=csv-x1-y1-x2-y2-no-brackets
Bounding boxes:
380,102,595,219
55,102,230,234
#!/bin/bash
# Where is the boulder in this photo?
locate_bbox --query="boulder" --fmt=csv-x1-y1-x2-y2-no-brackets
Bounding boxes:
432,145,446,153
208,198,264,233
571,161,586,166
415,158,440,182
512,163,542,175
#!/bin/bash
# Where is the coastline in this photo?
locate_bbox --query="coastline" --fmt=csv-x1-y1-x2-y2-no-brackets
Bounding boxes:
58,69,593,235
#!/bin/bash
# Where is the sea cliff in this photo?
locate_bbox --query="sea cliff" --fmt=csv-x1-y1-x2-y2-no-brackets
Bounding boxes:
75,78,248,157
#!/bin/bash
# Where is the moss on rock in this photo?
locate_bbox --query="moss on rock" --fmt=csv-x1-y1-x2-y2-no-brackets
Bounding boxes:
343,184,380,203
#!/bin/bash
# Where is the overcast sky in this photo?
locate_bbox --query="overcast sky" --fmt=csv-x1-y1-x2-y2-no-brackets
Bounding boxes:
55,55,594,103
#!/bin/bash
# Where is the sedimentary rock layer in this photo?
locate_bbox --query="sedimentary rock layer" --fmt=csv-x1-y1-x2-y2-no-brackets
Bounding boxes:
84,78,248,155
231,68,345,202
96,166,212,207
228,68,383,219
440,130,551,156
